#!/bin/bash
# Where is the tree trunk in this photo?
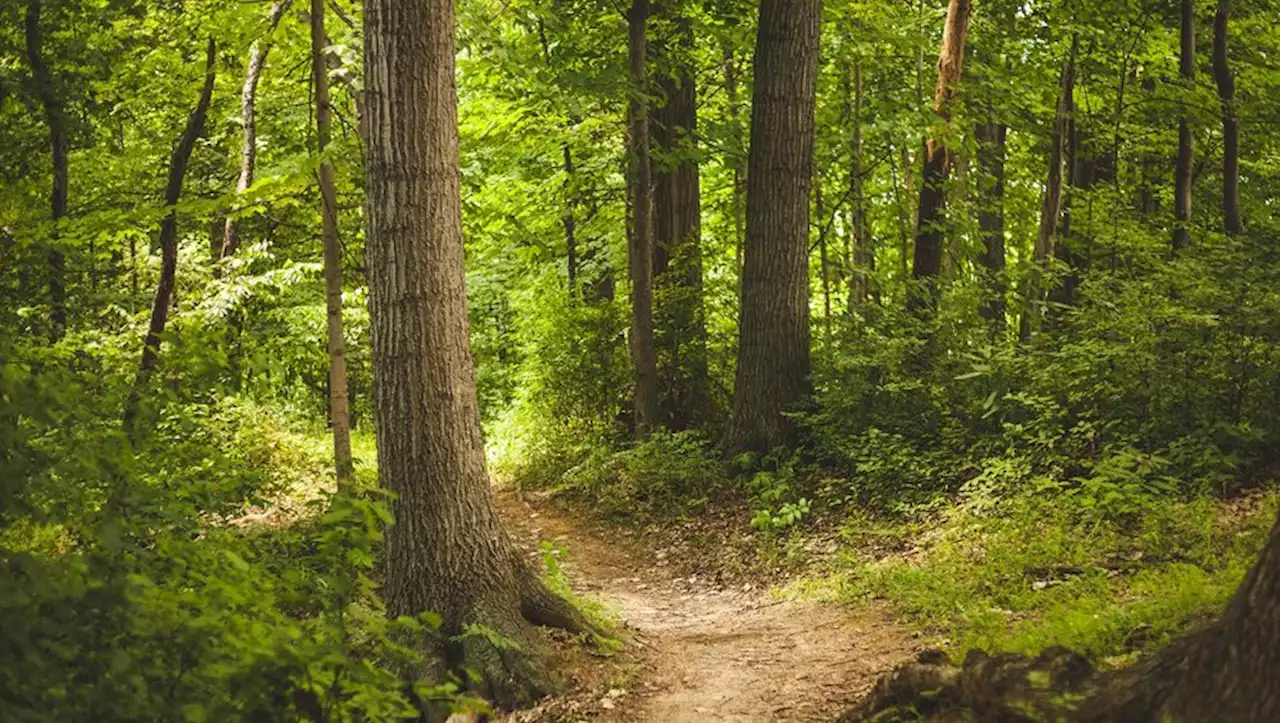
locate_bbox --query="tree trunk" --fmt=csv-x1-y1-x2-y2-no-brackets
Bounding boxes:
563,142,578,293
816,177,832,338
652,6,710,429
362,0,593,710
909,0,971,315
221,0,290,260
310,0,353,484
24,0,67,341
1172,0,1195,251
1022,37,1076,341
722,0,820,456
723,43,747,284
1213,0,1243,236
975,120,1006,332
627,0,661,436
122,38,216,433
848,56,871,309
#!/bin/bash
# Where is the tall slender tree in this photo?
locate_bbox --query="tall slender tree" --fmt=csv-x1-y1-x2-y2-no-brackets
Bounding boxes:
362,0,592,708
975,118,1007,330
309,0,352,483
1172,0,1195,251
1213,0,1243,236
221,0,290,260
24,0,68,340
723,0,821,455
627,0,661,436
123,38,216,432
909,0,971,314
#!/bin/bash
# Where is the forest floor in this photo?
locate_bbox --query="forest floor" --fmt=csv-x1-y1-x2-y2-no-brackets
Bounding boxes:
494,488,916,722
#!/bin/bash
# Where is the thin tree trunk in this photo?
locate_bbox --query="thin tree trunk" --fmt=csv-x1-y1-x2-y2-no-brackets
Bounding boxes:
24,0,67,341
123,39,216,433
975,120,1006,331
849,55,871,308
627,0,660,436
221,0,290,260
652,7,709,428
723,42,747,286
362,0,593,710
1022,37,1076,341
723,0,820,456
910,0,971,315
1213,0,1243,236
1172,0,1195,251
817,177,832,338
310,0,353,484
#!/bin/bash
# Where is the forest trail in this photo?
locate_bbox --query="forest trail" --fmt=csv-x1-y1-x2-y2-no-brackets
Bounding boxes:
495,489,916,722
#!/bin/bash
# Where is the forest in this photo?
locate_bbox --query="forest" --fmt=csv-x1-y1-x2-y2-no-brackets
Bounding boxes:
3,0,1280,719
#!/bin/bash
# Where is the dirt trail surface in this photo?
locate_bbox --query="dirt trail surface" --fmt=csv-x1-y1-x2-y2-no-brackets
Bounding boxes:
495,489,916,722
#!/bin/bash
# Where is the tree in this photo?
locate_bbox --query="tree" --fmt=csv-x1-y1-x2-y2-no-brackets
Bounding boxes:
847,54,872,309
975,117,1006,331
627,0,661,436
122,38,216,433
652,1,710,428
221,0,290,260
909,0,970,314
362,0,592,709
1172,0,1194,251
309,0,353,483
24,0,67,340
1213,0,1243,236
723,0,821,455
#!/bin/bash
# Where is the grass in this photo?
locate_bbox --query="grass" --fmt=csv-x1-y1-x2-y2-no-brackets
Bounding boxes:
793,487,1278,666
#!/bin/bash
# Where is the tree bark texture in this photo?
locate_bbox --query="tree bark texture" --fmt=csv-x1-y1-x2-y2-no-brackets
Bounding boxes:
651,6,710,429
310,0,353,483
1213,0,1243,236
221,0,290,260
1023,38,1075,341
1172,0,1194,251
627,0,661,436
25,0,67,341
909,0,970,315
848,56,871,309
723,0,820,456
362,0,592,709
975,120,1006,331
122,38,216,434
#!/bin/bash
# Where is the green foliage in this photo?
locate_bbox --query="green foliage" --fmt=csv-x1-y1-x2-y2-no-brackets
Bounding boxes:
737,449,813,534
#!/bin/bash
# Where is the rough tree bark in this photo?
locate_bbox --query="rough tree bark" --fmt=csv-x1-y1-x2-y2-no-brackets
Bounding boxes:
1213,0,1243,236
362,0,593,709
24,0,67,341
975,119,1006,332
651,4,710,429
909,0,971,315
627,0,661,436
1022,37,1076,342
221,0,290,259
309,0,352,483
1172,0,1194,251
122,39,216,433
722,0,820,456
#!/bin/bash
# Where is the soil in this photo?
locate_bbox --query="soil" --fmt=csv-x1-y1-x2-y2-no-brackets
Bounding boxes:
495,488,917,722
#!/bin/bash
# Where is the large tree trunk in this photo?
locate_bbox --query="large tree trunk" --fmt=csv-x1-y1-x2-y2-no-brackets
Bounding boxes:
652,6,710,429
309,0,353,484
909,0,971,315
627,0,661,436
975,119,1006,332
1172,0,1195,251
1022,37,1076,341
362,0,592,710
24,0,67,341
221,0,290,260
122,39,216,433
1213,0,1243,236
722,0,820,456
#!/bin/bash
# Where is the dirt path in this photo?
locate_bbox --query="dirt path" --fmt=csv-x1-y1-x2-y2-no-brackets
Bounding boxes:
497,490,916,722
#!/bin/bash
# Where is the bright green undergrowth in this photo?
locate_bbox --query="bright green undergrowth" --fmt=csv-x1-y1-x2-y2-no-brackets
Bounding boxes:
804,488,1278,666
